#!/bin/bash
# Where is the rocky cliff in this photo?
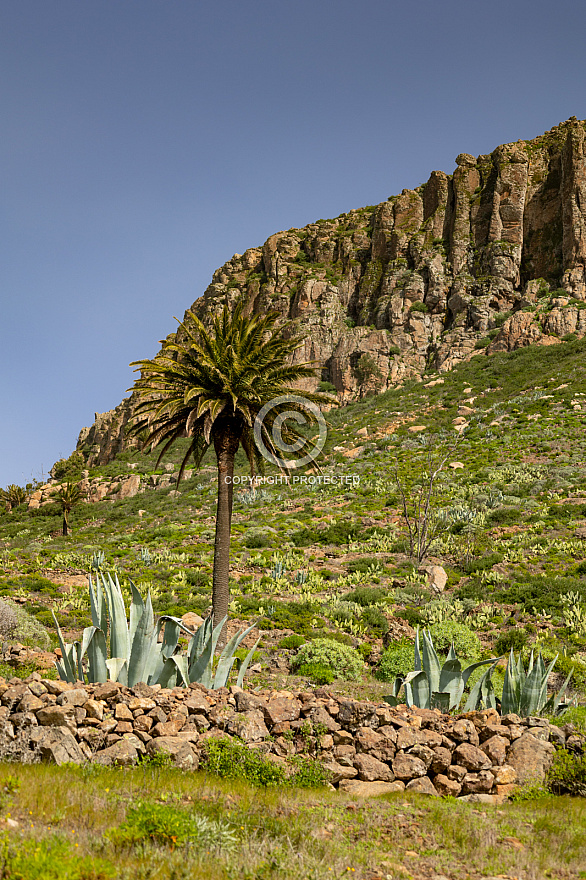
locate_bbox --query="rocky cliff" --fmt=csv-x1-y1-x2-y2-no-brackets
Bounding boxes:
78,117,586,466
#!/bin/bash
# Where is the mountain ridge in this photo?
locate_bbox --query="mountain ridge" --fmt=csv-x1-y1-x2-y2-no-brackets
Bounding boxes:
77,117,586,467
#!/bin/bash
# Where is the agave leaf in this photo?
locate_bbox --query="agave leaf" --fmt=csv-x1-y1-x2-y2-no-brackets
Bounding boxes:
188,617,213,666
501,650,520,714
404,670,430,709
414,628,422,672
438,658,463,710
420,630,441,694
463,660,500,711
129,580,145,646
430,691,451,712
106,657,128,685
158,616,193,660
89,574,107,633
543,670,573,715
155,656,179,689
213,622,258,690
520,657,546,717
462,657,500,686
51,610,77,683
127,594,157,687
446,642,458,662
55,658,69,682
383,694,400,707
103,573,129,661
188,628,215,685
157,654,189,688
236,636,261,689
83,627,108,684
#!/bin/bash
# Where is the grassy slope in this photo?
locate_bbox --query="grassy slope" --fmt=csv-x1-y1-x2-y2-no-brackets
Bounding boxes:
1,762,585,880
3,339,586,876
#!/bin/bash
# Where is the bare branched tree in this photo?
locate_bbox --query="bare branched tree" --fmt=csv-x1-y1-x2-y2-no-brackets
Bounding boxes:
394,431,463,563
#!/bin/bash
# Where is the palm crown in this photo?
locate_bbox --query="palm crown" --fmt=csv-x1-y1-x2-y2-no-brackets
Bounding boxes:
127,302,332,637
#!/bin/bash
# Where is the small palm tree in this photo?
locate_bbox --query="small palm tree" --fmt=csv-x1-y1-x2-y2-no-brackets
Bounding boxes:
55,481,83,536
127,302,329,641
0,484,27,512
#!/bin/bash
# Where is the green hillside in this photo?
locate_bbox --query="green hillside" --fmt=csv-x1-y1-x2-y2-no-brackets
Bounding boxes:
2,337,586,704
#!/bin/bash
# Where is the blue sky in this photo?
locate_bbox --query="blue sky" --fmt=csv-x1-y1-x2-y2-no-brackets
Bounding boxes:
1,0,585,488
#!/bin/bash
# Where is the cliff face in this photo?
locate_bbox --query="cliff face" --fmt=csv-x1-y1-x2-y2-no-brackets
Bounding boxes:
78,118,586,465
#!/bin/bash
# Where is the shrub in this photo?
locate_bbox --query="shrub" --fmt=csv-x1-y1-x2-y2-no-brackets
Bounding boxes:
318,380,337,393
291,638,365,681
295,662,334,684
51,450,86,483
488,507,522,525
375,641,414,682
495,628,528,655
0,600,18,640
108,801,236,850
200,737,330,788
409,301,429,313
342,586,389,606
465,552,504,574
0,599,51,649
277,634,306,649
547,748,586,796
429,620,482,661
361,605,389,635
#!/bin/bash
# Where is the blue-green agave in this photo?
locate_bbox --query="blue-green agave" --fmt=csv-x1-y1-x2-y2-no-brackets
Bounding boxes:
500,649,571,716
52,571,259,689
384,628,500,712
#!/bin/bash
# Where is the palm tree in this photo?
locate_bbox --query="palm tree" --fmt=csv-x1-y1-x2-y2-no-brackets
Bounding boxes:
55,481,83,536
0,484,27,512
127,302,330,641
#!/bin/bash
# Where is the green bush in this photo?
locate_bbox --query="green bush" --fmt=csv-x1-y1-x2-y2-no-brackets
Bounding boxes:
361,605,389,635
409,301,429,313
429,620,482,661
291,638,365,681
547,748,586,796
375,640,414,681
318,380,337,393
342,586,389,606
108,800,236,850
295,662,334,684
465,552,504,574
495,628,528,655
488,507,522,525
200,737,330,788
277,634,306,649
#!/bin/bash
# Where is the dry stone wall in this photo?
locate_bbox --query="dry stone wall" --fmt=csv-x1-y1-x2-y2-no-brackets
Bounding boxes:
1,674,583,802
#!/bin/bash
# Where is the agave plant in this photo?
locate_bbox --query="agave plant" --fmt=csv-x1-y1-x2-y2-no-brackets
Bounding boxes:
52,571,259,690
500,649,571,716
383,628,500,712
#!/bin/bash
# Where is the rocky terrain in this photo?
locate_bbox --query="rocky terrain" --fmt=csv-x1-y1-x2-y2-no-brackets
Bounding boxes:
2,673,582,803
77,117,586,466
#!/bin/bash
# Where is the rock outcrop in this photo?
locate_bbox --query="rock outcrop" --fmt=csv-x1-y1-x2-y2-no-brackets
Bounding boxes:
1,674,582,801
76,118,586,466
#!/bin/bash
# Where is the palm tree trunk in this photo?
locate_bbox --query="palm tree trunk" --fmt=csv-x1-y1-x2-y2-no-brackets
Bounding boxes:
62,510,69,537
212,421,240,647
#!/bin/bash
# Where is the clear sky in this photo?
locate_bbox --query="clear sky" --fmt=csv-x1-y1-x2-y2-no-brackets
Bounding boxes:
1,0,585,488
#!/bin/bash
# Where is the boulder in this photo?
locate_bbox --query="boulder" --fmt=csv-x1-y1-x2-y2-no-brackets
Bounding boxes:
94,739,138,766
392,753,427,781
353,753,394,782
29,728,84,765
147,736,199,769
506,733,554,784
